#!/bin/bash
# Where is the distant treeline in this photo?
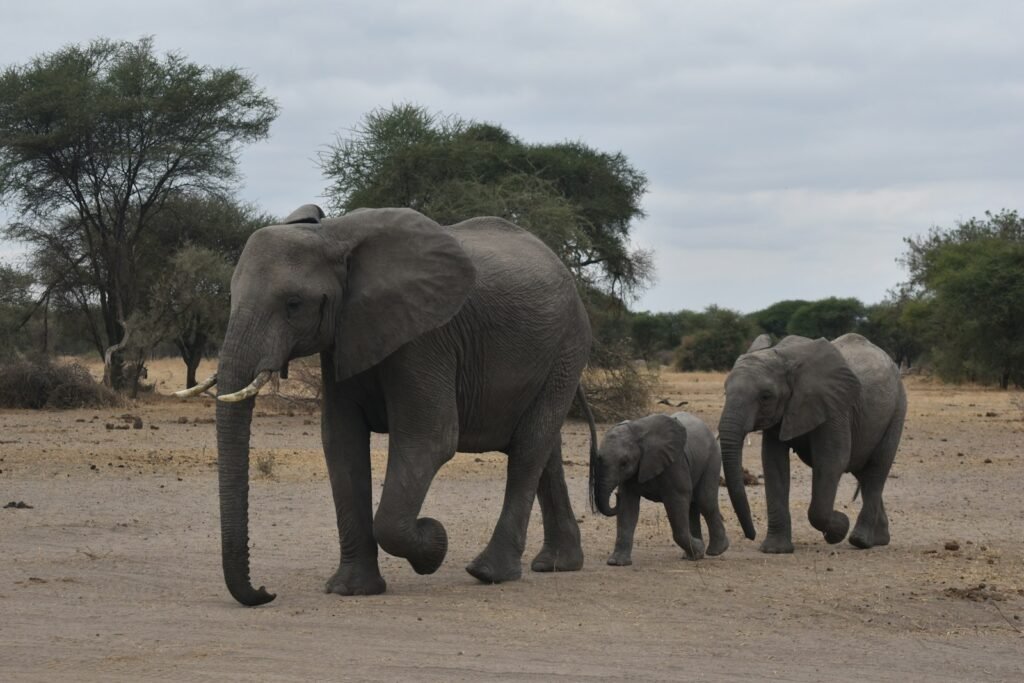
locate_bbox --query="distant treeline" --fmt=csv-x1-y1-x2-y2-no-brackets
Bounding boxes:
601,208,1024,389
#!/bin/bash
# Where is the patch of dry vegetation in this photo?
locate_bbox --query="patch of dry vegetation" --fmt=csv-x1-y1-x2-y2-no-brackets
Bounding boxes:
0,357,119,409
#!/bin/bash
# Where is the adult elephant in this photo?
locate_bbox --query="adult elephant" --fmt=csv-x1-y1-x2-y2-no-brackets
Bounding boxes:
718,333,906,553
182,205,595,606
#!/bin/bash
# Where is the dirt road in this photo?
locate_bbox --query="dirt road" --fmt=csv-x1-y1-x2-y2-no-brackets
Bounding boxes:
1,362,1022,681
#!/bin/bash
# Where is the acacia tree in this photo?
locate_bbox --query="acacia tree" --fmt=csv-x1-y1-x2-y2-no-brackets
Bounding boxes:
137,193,270,387
319,104,652,301
0,37,277,388
0,263,35,357
900,210,1024,388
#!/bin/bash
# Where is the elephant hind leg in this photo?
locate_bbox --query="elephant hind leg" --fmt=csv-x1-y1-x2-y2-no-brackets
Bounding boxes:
850,401,905,549
468,362,583,584
697,467,729,557
531,436,585,573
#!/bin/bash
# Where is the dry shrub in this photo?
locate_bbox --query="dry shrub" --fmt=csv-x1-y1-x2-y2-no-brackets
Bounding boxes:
259,358,322,414
255,453,276,478
577,342,657,422
0,357,119,409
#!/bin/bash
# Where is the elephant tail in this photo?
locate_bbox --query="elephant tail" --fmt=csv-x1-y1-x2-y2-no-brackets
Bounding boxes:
851,482,861,503
576,384,599,514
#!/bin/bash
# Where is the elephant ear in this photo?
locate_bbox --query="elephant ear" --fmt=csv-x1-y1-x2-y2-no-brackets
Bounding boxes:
779,338,861,442
746,333,773,353
283,204,325,224
638,415,688,483
326,208,476,381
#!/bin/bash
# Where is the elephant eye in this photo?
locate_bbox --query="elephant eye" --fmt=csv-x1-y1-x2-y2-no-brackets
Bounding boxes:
285,297,302,316
759,390,773,401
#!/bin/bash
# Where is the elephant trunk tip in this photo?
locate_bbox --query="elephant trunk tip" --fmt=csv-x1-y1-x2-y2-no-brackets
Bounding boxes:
230,584,276,607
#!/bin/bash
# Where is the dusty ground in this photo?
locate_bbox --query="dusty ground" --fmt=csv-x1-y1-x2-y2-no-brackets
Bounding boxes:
1,358,1022,681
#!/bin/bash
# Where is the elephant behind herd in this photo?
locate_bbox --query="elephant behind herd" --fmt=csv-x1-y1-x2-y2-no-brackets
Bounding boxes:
177,205,906,606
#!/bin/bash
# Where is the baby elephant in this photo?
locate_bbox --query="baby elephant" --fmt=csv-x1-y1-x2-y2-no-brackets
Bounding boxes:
591,412,729,565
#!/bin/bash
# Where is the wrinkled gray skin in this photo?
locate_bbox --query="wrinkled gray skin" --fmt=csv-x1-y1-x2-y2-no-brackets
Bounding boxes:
216,205,594,606
719,333,906,553
592,412,729,564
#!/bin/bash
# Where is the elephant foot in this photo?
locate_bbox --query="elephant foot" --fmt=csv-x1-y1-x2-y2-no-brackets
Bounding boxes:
680,537,705,560
849,523,890,549
759,534,795,554
822,512,850,545
466,551,523,584
530,543,584,573
706,534,730,557
606,551,633,566
377,516,449,575
324,564,387,596
406,518,448,575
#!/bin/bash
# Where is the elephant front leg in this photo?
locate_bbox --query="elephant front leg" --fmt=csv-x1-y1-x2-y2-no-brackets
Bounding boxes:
760,432,794,554
531,438,584,573
321,365,386,596
607,483,641,566
807,423,851,545
373,426,458,576
373,354,459,575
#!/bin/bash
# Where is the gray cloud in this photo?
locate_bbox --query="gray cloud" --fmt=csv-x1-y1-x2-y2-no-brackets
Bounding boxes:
2,1,1022,312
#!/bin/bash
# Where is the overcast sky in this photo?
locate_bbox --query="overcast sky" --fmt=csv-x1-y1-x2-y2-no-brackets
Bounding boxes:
2,1,1022,313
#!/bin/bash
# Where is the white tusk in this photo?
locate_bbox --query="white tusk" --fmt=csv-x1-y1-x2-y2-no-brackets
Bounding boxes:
217,370,273,403
173,374,218,398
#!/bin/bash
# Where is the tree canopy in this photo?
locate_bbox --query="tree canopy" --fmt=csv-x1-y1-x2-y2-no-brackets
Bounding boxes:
674,306,757,371
785,297,866,340
320,103,652,300
0,37,277,387
899,210,1024,388
748,299,809,338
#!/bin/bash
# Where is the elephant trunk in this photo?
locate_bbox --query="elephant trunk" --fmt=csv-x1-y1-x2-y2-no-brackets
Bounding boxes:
719,410,757,540
215,343,275,606
591,457,619,517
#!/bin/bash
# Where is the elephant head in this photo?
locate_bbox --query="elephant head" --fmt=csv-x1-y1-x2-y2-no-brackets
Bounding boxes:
207,205,475,605
717,335,860,541
591,414,688,516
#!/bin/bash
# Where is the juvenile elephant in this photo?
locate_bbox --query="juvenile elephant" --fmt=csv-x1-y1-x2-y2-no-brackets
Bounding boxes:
591,412,729,564
718,333,906,553
180,205,595,605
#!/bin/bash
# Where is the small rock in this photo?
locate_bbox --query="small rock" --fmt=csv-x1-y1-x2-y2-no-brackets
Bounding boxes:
132,417,143,429
177,416,189,424
4,501,33,509
945,541,960,551
150,425,159,430
984,458,993,464
985,411,998,417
